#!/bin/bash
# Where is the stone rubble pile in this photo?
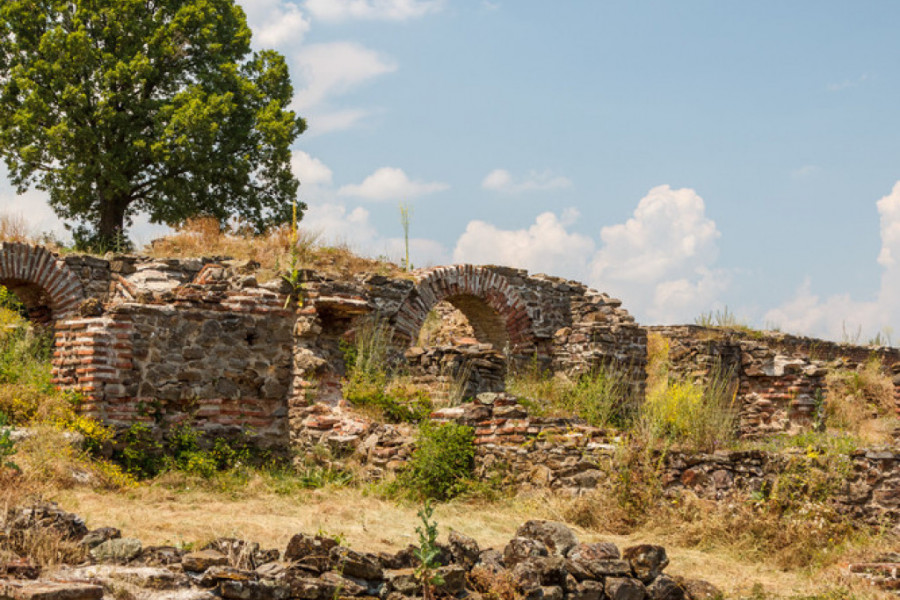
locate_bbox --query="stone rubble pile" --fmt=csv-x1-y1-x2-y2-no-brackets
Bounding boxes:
1,504,723,600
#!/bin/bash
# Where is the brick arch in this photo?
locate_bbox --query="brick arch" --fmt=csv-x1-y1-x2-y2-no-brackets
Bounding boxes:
392,265,535,351
0,242,85,321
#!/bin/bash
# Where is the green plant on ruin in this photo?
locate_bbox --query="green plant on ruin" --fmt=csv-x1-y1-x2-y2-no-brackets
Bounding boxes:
0,411,18,471
341,317,432,423
281,199,305,309
508,364,634,429
392,421,475,501
637,360,739,452
824,356,897,444
117,423,166,479
413,500,444,600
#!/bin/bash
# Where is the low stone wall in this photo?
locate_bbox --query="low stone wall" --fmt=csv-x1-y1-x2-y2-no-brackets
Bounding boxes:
663,447,900,526
404,345,506,403
291,392,900,526
0,504,723,600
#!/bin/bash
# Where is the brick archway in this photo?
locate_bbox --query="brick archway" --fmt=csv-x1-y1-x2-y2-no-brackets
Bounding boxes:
392,265,535,351
0,243,85,321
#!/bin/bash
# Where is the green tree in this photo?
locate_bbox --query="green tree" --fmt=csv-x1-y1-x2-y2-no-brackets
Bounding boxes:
0,0,305,247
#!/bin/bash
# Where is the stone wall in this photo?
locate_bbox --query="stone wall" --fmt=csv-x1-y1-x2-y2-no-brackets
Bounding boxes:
53,259,296,447
650,325,900,437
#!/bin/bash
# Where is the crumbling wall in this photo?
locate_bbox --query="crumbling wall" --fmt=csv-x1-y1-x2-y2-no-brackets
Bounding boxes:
53,258,295,447
650,325,900,437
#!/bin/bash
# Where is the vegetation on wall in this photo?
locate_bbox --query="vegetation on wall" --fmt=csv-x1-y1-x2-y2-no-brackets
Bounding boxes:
341,317,433,423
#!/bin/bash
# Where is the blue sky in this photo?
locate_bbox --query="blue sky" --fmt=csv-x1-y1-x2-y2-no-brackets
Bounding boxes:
3,0,900,342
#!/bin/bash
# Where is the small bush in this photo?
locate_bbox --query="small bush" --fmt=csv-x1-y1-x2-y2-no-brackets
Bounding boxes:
393,422,475,501
117,423,166,478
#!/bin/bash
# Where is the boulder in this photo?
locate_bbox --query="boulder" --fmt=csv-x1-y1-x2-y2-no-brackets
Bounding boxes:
503,537,549,567
623,545,669,583
448,530,480,568
515,521,578,557
605,577,647,600
329,546,383,580
182,549,229,573
645,575,685,600
677,578,722,600
89,538,142,564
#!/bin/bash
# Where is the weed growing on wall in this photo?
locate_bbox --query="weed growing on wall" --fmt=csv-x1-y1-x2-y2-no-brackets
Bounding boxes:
639,362,738,452
392,422,475,501
508,366,633,428
342,317,433,422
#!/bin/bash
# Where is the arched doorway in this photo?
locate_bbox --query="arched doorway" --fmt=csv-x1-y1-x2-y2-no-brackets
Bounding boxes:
0,243,85,322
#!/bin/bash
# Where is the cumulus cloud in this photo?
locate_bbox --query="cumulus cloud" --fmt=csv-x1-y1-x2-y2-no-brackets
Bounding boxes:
588,185,727,322
290,42,396,133
451,185,729,324
453,210,595,276
338,167,448,200
241,0,311,48
292,42,396,112
481,168,572,194
765,181,900,341
304,0,443,22
292,151,333,187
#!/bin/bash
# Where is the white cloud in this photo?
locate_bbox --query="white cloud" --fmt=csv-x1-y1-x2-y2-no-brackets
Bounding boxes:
452,185,729,324
292,42,396,112
764,181,900,341
292,151,333,187
827,74,869,92
481,168,572,194
338,167,449,200
305,109,373,135
241,0,311,48
301,202,379,247
588,185,726,322
304,0,443,22
453,210,595,277
791,165,821,178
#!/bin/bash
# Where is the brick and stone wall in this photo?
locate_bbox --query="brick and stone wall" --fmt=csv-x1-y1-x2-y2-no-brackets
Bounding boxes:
650,325,900,437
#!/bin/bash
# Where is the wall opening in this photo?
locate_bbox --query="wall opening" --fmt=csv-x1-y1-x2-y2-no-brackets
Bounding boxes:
416,295,509,350
0,280,54,324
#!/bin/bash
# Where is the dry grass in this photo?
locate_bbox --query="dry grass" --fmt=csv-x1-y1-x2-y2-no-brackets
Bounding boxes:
144,217,404,281
43,483,889,598
826,358,898,444
0,213,63,251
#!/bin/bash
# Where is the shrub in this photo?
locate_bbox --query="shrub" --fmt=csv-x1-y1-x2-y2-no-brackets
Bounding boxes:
394,422,475,501
117,423,166,478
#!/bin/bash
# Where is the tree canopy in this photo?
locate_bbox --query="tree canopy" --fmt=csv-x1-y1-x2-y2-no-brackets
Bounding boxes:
0,0,305,247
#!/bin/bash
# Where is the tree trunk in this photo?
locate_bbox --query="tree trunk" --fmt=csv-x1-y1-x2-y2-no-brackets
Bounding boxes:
96,194,129,249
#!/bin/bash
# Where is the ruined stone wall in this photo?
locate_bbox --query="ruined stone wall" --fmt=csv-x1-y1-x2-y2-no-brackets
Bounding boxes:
650,325,900,437
290,392,900,526
53,258,295,447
